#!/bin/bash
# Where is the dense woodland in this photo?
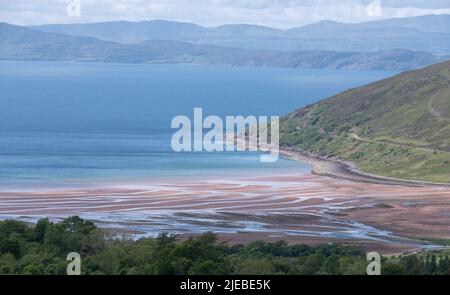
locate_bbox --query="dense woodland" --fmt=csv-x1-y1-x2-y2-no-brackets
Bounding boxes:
0,216,449,275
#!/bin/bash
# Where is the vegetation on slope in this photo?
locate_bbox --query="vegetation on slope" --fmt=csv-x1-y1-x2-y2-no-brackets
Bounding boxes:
1,217,450,275
280,60,450,183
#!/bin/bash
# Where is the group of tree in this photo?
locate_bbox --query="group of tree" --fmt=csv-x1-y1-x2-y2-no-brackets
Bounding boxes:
0,217,449,275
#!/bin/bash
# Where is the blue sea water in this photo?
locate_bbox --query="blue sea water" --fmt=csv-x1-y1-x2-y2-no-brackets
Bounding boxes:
0,61,397,188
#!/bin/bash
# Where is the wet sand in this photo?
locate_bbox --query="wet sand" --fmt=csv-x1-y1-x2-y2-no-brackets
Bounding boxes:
1,172,450,254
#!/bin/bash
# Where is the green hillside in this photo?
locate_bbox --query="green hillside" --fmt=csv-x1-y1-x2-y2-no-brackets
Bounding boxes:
280,60,450,183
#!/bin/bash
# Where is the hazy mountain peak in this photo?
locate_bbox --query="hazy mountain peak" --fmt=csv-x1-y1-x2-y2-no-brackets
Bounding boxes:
24,14,450,54
1,22,447,71
143,19,204,29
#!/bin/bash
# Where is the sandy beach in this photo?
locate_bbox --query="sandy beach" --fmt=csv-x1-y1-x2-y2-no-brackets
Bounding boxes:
1,132,449,254
1,157,450,254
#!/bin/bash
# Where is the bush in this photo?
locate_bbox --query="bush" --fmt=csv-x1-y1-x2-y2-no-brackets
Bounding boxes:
0,217,449,275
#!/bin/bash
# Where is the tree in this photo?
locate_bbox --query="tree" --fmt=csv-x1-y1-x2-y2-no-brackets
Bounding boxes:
31,218,51,244
0,237,22,258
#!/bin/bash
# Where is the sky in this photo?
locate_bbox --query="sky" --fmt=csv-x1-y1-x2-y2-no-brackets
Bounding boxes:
1,0,450,28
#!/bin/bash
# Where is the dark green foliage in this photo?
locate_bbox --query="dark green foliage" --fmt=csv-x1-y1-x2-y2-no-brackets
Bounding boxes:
1,217,449,275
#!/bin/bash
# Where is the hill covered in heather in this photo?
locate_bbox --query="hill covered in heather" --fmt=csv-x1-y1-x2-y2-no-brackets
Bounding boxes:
280,60,450,183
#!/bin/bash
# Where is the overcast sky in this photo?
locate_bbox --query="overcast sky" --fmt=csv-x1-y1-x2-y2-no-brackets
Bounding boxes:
1,0,450,28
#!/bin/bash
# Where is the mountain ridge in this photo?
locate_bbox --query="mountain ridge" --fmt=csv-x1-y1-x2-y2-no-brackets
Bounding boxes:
30,14,450,54
1,22,447,71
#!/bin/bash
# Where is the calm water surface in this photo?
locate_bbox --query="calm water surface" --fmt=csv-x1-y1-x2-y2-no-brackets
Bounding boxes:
0,61,396,188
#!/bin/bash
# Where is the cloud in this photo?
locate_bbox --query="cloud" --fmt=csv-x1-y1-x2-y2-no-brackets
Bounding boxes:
0,0,449,28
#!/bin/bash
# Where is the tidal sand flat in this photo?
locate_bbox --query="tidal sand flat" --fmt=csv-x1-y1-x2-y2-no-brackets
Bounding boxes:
1,172,449,253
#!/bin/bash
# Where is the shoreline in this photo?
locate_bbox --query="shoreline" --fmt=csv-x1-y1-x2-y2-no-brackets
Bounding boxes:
2,136,450,253
230,133,450,187
279,146,450,188
1,159,450,253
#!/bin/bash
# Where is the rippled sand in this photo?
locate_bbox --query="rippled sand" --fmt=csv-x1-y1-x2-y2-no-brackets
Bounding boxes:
1,172,450,253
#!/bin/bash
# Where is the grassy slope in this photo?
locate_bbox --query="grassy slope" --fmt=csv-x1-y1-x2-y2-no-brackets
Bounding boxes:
280,60,450,183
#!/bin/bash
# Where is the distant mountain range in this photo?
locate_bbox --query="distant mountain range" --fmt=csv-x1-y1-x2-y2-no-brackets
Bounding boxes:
32,14,450,55
1,23,448,71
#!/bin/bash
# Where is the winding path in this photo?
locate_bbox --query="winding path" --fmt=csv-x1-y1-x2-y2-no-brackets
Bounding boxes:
428,75,450,122
350,133,445,153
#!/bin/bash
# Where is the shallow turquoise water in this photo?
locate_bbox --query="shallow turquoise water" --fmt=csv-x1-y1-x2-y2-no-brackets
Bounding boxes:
0,61,397,188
